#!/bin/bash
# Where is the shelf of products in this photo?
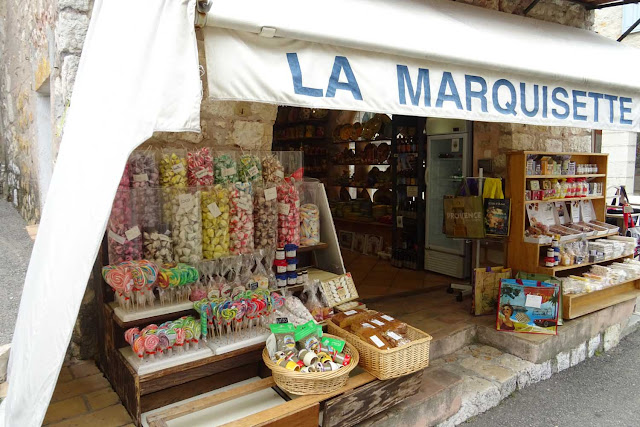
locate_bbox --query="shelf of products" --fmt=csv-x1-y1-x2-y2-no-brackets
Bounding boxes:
536,253,632,275
524,195,604,204
526,174,606,179
563,277,640,319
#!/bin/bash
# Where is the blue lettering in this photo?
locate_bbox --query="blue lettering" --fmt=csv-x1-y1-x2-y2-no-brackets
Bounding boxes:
620,97,633,125
520,83,539,118
326,56,363,100
436,72,463,109
551,87,569,119
465,75,488,112
286,53,323,97
492,79,517,116
542,86,548,118
572,90,587,121
588,92,604,122
603,94,618,123
396,65,431,106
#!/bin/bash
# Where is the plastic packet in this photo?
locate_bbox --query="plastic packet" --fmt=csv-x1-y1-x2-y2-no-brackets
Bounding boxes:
277,180,301,246
298,182,320,246
201,184,230,259
261,152,285,183
253,182,278,250
301,280,326,322
263,248,277,290
230,182,255,254
171,188,202,264
238,152,263,183
252,249,271,289
214,151,238,184
294,320,322,351
130,150,161,230
142,222,173,265
269,323,296,353
107,187,143,264
159,148,188,188
187,146,214,186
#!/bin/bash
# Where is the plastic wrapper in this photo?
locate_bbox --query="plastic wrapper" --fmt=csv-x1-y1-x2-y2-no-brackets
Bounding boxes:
300,204,320,246
102,260,158,310
253,183,278,249
130,151,161,229
251,249,271,290
214,151,237,184
142,223,174,265
201,184,230,260
170,188,202,264
157,263,199,304
301,280,331,322
187,146,214,186
238,153,263,183
229,182,255,255
125,315,201,361
160,148,188,223
277,180,300,246
107,186,143,264
261,152,285,183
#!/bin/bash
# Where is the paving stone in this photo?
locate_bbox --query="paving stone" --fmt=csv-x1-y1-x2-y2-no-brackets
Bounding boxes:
458,357,517,399
69,361,100,379
490,353,535,389
46,404,132,427
570,342,587,366
85,388,120,411
43,396,87,425
51,373,110,402
588,334,602,357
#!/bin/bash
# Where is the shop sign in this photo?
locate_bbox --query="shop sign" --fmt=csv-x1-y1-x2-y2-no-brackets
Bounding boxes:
205,28,640,131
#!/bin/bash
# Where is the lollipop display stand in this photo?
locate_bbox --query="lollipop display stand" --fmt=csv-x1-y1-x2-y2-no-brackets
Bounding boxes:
121,345,214,375
205,329,271,356
111,301,195,325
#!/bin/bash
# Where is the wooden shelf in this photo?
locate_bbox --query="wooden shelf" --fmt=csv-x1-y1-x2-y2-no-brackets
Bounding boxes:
563,278,640,319
531,232,618,247
110,301,195,329
526,174,605,179
524,195,604,204
334,217,393,228
298,242,328,252
536,253,632,275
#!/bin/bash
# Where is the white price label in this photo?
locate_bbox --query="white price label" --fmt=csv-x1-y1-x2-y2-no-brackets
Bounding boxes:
387,331,402,341
171,163,185,173
381,315,394,321
525,294,542,309
371,319,385,326
344,310,358,316
264,186,277,201
275,170,284,178
133,173,149,182
278,203,290,215
178,193,194,209
125,226,141,241
222,167,236,177
248,165,259,177
369,335,385,348
108,230,126,244
407,186,418,197
362,323,374,329
208,202,222,218
195,168,210,179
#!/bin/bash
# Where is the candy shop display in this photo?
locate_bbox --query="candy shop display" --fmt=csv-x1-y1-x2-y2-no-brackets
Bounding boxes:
129,151,161,230
238,153,263,183
229,182,254,255
124,315,202,361
159,148,188,188
187,146,214,186
277,180,300,246
253,183,278,250
274,294,315,326
107,186,143,264
300,204,320,246
171,188,203,264
102,260,158,310
214,152,238,184
261,152,285,183
201,184,231,260
142,227,173,265
525,154,599,176
156,262,199,304
301,280,334,322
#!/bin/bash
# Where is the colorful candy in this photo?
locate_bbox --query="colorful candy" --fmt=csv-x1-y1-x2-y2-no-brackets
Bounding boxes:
142,228,173,265
277,181,300,246
124,315,201,361
187,146,214,186
300,204,320,246
171,189,202,264
201,185,230,259
130,151,161,230
107,186,143,264
238,153,263,183
261,153,284,183
214,152,237,184
160,149,188,223
157,262,199,304
102,260,159,310
229,182,254,255
253,183,278,250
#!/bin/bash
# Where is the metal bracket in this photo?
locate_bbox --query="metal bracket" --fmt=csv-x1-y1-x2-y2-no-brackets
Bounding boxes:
259,26,277,38
523,0,541,16
619,16,640,41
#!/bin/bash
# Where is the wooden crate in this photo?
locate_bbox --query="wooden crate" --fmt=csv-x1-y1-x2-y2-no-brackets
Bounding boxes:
563,278,640,320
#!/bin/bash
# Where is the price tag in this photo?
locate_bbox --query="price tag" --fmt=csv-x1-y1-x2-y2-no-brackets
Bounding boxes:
624,205,634,214
570,202,581,223
381,315,394,321
237,199,252,212
108,230,126,244
387,331,402,340
369,335,385,348
275,170,284,178
362,323,374,329
451,138,460,152
276,317,289,324
178,193,194,209
171,163,185,173
525,294,542,309
133,173,148,182
248,281,258,290
264,186,277,201
195,168,210,179
125,226,141,241
222,167,236,177
248,166,260,177
407,186,418,197
344,310,358,316
208,202,222,218
278,203,290,215
371,319,385,326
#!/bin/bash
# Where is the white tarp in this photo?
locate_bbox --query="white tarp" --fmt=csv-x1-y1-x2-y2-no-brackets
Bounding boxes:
204,0,640,131
0,0,201,426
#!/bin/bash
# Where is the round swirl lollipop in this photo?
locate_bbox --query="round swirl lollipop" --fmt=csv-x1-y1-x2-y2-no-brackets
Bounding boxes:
144,334,160,358
133,336,146,359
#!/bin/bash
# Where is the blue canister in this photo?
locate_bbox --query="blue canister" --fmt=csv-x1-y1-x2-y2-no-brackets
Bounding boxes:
276,273,287,288
287,272,298,286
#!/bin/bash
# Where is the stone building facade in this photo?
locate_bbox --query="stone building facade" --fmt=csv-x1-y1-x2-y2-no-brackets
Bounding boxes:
0,0,595,358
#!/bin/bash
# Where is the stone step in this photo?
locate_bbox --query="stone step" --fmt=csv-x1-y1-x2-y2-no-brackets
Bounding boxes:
357,367,463,427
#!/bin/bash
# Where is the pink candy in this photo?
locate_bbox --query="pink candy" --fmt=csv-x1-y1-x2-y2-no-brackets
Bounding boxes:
187,147,214,186
229,182,255,255
107,185,143,264
277,181,300,246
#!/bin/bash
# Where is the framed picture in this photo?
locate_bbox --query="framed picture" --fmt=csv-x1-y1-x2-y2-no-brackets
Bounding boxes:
339,231,355,250
364,234,383,256
353,234,366,253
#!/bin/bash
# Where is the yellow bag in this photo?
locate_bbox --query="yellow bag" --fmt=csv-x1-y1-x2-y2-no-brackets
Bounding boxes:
482,178,504,200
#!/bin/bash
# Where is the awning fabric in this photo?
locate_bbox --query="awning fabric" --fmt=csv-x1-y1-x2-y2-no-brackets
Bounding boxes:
204,0,640,131
0,1,201,426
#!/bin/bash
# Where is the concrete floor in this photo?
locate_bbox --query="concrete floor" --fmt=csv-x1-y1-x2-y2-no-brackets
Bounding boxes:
0,199,33,346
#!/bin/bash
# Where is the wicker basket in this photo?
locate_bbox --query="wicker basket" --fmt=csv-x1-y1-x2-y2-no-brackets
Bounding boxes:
327,318,432,380
262,334,360,395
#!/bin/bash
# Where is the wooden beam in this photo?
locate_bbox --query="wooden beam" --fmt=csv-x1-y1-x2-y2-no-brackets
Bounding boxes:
146,377,275,425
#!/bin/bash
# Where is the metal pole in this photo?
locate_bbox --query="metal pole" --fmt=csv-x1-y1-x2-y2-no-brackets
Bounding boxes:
619,16,640,41
523,0,541,16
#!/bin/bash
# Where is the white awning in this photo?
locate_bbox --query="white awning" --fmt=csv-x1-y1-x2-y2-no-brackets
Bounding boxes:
203,0,640,131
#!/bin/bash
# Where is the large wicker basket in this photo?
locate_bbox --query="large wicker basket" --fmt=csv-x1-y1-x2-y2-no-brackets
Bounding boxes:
262,334,359,395
327,318,432,380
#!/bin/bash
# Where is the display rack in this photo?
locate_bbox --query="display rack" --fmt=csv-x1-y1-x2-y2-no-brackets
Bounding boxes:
506,151,640,319
95,184,345,425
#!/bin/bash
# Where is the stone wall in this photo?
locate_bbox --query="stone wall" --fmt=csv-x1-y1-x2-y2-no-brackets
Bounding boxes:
595,6,640,48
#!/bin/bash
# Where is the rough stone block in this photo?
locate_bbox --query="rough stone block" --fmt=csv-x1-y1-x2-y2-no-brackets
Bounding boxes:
51,373,110,402
429,327,477,360
56,11,90,54
61,55,80,99
58,0,90,12
603,323,622,351
554,351,570,373
570,342,587,366
491,353,535,390
512,133,535,150
231,120,265,149
588,334,602,357
450,376,501,424
458,357,517,399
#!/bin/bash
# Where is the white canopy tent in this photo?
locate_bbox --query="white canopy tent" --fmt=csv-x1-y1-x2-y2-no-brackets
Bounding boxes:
0,0,201,425
2,0,640,425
